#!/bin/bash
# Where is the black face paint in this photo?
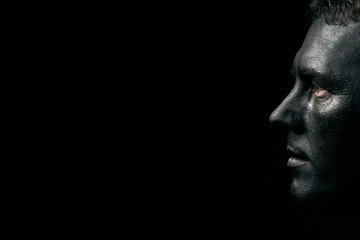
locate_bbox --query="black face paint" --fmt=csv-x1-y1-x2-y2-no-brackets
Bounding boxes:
269,19,360,204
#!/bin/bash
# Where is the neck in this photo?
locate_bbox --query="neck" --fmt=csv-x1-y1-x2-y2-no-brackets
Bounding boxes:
297,201,360,239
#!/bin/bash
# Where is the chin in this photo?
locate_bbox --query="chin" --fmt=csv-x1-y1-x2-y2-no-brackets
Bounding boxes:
290,178,319,204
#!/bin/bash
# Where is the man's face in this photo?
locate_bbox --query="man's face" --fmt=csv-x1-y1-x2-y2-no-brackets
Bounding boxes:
269,19,360,204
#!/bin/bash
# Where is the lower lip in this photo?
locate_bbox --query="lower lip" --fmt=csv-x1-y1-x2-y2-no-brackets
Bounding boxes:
287,157,309,167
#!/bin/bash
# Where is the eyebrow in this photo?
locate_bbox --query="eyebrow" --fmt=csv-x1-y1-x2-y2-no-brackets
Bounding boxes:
290,65,323,81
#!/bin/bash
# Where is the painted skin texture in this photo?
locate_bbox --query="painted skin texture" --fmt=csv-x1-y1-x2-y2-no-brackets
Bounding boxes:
269,19,360,205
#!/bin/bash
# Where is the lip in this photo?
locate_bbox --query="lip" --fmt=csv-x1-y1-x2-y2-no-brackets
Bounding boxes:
287,157,309,167
286,145,309,167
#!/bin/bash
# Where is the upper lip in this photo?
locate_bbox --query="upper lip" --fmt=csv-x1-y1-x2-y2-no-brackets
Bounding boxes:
286,145,309,161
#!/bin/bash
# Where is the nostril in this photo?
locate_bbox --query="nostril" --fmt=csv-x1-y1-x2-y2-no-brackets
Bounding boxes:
268,107,283,128
268,105,304,133
269,110,276,124
269,115,287,132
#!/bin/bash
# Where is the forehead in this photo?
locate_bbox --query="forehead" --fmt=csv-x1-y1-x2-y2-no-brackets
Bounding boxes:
294,20,360,75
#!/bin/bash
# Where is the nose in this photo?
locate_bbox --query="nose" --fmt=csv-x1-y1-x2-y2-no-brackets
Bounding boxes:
269,87,304,132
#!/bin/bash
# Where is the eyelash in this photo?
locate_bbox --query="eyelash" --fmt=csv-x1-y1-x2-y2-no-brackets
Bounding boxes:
311,82,328,99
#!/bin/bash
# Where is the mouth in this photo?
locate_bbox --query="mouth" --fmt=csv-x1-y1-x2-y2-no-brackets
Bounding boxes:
286,146,309,167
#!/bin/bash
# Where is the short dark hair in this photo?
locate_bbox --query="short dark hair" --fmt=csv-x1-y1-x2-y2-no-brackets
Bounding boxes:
310,0,360,24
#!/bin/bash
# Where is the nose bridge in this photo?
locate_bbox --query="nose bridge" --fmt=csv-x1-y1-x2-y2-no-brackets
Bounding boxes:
269,86,304,130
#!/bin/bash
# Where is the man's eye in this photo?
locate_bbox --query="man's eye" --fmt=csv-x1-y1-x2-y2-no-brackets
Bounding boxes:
313,83,328,98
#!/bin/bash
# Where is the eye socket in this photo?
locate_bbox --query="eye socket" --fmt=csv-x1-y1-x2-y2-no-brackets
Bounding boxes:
313,82,328,98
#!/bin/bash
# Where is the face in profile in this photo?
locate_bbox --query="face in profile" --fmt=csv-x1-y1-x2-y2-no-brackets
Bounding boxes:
269,19,360,204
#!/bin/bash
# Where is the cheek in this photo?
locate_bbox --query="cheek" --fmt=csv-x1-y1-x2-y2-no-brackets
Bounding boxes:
305,97,353,172
306,95,353,137
306,119,360,186
307,95,342,116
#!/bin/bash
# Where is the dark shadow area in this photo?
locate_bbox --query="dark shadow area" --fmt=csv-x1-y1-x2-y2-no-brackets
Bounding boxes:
113,1,313,239
5,1,110,239
4,1,316,239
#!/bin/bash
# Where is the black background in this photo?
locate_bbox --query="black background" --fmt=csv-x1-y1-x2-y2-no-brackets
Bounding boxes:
3,1,313,239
